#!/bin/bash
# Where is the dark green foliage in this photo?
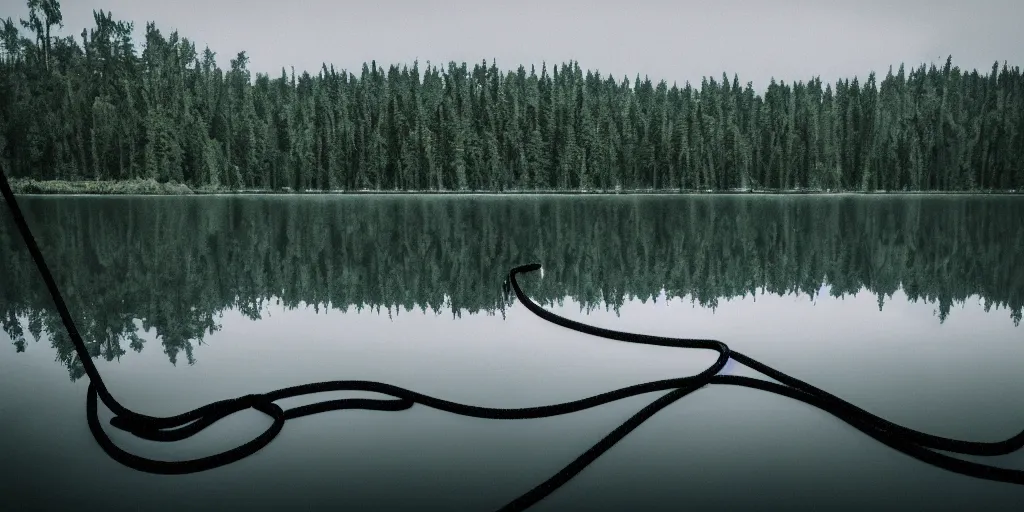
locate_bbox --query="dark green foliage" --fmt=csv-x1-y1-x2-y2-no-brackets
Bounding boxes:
2,195,1022,379
2,2,1023,191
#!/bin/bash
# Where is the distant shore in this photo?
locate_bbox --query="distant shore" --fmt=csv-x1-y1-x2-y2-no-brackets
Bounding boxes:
7,178,1022,196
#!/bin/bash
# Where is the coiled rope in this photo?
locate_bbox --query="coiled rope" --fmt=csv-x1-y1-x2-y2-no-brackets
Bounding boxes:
2,166,1023,512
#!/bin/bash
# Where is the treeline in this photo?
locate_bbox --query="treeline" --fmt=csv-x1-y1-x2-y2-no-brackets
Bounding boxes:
3,195,1022,380
2,2,1023,192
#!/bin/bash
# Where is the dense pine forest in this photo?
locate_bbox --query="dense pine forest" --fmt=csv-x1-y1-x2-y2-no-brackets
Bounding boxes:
2,1,1023,192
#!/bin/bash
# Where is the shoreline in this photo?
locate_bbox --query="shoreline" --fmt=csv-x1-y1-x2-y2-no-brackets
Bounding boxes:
7,179,1022,196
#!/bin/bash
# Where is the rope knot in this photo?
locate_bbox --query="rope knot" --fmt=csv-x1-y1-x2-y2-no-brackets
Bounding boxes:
238,393,283,419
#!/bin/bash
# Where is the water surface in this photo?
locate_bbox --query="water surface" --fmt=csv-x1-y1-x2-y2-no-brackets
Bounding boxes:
2,195,1023,511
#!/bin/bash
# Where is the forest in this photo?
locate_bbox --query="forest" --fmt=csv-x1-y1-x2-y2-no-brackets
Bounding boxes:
3,195,1022,379
2,1,1023,193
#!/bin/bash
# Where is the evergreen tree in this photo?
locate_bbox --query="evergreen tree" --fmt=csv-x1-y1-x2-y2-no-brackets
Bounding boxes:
1,0,1022,193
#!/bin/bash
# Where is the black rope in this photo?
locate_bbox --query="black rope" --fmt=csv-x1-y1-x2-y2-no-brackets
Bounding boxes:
2,166,1024,512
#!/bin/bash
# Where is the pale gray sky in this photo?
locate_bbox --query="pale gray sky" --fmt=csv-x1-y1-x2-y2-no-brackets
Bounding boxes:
5,0,1023,89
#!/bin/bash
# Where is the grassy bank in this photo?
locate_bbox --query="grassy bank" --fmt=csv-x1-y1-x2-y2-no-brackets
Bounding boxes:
6,179,1022,196
9,178,196,195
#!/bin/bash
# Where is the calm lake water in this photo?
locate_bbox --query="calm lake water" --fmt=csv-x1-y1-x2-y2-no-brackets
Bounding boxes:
2,194,1024,511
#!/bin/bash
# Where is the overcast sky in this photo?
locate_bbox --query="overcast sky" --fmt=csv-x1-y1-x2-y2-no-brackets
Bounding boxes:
5,0,1023,90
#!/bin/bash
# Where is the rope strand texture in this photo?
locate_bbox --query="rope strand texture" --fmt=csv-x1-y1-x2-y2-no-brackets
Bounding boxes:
1,168,1022,512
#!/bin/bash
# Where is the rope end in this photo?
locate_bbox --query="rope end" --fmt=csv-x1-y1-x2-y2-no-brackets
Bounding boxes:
513,263,542,274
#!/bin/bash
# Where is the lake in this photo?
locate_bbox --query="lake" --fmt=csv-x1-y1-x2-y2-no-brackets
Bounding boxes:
2,194,1023,511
